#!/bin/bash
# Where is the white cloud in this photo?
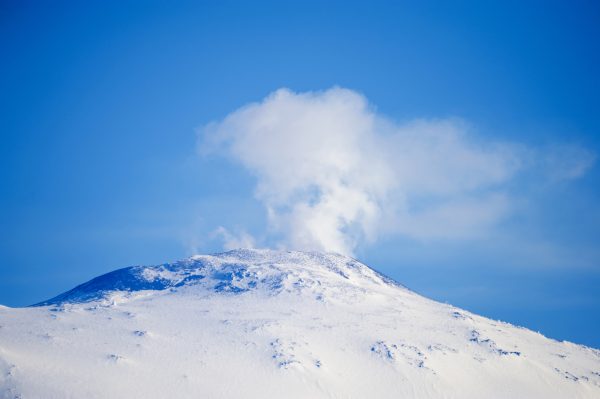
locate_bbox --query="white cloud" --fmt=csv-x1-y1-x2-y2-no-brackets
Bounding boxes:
199,87,594,255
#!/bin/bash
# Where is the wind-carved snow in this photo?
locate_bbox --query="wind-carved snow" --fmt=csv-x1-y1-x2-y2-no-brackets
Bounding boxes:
371,340,429,370
0,249,599,398
468,329,522,357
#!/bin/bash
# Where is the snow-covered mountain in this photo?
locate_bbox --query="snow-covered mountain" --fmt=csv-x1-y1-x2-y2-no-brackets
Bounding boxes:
1,249,599,398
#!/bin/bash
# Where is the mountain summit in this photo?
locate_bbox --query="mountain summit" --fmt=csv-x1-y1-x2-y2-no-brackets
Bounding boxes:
34,249,402,306
1,249,599,398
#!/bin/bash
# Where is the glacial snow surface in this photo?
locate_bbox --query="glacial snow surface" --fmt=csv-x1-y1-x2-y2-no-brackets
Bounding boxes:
0,249,599,398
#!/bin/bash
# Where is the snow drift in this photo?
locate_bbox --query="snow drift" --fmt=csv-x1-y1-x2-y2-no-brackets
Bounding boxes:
1,249,599,398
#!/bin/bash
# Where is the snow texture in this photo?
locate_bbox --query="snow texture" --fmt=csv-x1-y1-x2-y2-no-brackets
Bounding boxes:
1,249,599,398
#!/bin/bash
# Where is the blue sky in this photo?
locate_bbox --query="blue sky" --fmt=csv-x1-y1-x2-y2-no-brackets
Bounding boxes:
1,1,599,347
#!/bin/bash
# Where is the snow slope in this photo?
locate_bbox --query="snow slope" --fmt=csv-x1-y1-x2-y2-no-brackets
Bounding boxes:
1,249,599,398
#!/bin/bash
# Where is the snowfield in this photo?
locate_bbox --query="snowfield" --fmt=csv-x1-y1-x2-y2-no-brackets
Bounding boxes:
1,249,599,398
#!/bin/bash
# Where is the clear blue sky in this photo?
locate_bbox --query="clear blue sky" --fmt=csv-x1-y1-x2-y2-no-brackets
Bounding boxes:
1,1,599,347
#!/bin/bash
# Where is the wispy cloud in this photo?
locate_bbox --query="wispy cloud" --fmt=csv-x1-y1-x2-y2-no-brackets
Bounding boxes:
199,87,594,255
212,226,256,251
539,143,596,182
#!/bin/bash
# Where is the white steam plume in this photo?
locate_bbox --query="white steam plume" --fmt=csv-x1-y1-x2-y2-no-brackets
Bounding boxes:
200,87,593,255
